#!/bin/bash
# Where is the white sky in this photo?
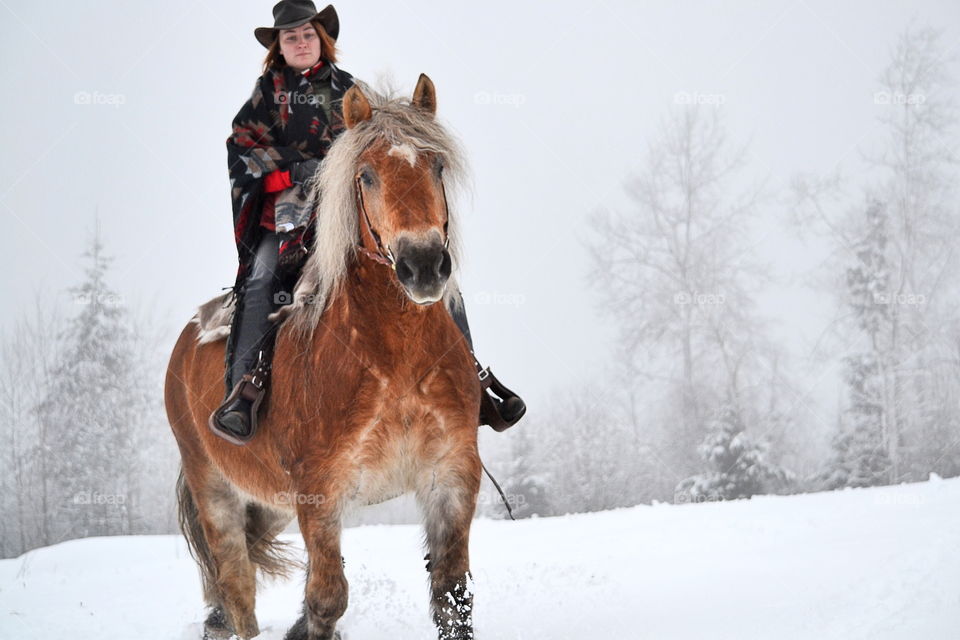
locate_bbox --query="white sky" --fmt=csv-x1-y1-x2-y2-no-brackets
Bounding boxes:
1,0,958,423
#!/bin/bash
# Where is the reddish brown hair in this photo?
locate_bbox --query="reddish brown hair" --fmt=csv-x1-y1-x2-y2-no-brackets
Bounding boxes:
262,20,338,73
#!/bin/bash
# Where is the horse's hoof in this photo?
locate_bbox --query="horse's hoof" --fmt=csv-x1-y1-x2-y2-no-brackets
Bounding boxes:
233,611,261,639
204,604,259,639
283,614,308,640
203,606,234,640
283,613,342,640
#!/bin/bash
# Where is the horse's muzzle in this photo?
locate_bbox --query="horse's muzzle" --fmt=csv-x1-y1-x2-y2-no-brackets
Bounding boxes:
393,236,451,305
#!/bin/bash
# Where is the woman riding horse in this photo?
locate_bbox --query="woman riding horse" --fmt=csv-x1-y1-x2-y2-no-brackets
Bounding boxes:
211,0,525,442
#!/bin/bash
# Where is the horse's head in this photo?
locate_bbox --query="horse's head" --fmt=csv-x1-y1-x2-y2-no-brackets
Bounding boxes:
342,75,452,305
279,76,467,337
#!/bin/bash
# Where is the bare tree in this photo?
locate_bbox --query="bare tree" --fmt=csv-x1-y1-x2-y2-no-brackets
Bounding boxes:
589,106,779,480
871,26,960,479
0,294,65,556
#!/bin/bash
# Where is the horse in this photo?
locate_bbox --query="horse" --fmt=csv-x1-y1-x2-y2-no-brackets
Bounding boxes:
164,74,482,640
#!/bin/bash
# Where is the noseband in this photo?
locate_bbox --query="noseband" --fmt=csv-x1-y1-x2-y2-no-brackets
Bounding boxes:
354,173,451,269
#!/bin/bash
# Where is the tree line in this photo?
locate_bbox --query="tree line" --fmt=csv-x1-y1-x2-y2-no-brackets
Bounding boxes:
481,26,960,518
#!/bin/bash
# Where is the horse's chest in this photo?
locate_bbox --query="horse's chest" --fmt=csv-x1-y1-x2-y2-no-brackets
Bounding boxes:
342,392,449,506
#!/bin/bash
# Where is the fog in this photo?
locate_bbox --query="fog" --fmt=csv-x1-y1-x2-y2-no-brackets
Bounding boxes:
2,0,955,412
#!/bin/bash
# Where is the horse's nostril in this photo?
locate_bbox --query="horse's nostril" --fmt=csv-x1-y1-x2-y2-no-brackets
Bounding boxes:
396,257,414,283
438,251,452,279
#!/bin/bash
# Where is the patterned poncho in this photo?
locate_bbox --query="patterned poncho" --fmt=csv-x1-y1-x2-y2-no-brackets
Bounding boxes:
226,61,354,288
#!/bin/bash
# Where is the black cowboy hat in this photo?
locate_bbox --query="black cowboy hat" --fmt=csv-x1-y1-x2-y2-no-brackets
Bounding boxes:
254,1,339,48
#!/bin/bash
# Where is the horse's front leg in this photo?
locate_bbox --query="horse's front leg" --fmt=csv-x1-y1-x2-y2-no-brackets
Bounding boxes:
284,484,348,640
417,441,482,640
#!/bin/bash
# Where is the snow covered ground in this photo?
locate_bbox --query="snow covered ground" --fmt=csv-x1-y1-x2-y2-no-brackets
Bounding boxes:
2,477,959,640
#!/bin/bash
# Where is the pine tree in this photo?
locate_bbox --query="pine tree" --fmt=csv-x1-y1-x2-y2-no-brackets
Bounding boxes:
819,201,895,489
501,426,550,518
676,404,790,502
847,201,890,340
821,354,892,489
36,223,145,543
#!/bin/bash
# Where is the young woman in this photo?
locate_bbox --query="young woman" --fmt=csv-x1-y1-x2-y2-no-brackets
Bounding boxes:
211,0,525,443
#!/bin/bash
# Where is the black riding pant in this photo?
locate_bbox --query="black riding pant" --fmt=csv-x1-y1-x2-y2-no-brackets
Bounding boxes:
229,232,283,390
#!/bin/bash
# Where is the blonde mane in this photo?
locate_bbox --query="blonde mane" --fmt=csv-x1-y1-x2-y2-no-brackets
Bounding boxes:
272,81,469,340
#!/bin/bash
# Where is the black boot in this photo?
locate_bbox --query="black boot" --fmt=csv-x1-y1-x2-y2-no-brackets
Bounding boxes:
210,347,272,444
477,365,527,431
447,290,526,430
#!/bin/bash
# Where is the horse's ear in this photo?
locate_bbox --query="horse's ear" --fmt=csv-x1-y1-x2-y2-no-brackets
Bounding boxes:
342,85,372,129
412,73,437,117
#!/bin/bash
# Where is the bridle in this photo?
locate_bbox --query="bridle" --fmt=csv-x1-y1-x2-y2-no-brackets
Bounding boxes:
354,171,451,269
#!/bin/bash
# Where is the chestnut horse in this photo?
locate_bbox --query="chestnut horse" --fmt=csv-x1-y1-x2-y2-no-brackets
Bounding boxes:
165,75,481,640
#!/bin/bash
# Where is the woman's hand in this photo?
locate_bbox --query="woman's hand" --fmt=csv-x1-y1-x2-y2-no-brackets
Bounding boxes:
290,159,321,185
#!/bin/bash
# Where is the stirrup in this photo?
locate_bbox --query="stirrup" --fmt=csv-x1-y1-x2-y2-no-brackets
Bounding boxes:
208,350,272,445
475,362,525,431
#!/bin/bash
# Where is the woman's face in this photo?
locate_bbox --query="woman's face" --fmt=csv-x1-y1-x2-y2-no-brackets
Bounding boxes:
278,23,321,71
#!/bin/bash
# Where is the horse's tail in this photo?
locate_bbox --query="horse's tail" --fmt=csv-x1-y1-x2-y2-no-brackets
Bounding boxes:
244,502,302,581
176,467,219,602
177,467,300,592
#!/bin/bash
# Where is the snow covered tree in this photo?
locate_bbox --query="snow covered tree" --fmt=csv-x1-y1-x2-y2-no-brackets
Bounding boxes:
676,403,790,501
886,27,960,479
0,297,64,556
491,424,550,519
588,105,804,498
821,353,892,489
479,377,658,517
867,27,960,480
35,224,148,544
0,224,178,557
846,201,891,342
792,26,960,484
820,202,895,489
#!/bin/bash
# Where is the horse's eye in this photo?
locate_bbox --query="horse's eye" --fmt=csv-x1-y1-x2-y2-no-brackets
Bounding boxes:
435,159,444,176
359,169,374,186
